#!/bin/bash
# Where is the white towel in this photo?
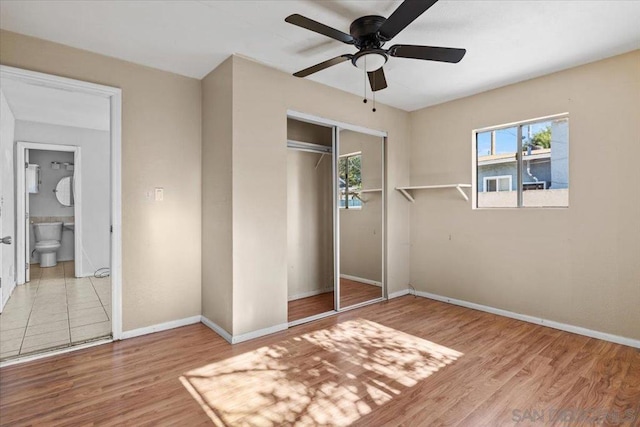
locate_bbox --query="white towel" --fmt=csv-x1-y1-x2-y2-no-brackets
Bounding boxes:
26,164,40,193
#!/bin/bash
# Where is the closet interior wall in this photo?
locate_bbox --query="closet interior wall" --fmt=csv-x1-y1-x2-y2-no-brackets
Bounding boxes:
286,119,334,304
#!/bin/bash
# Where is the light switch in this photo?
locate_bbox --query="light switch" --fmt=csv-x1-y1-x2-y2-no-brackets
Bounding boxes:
155,187,164,201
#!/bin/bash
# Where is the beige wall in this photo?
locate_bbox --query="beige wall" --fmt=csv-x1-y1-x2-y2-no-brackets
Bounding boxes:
0,30,202,331
287,150,333,300
340,130,383,284
230,55,410,336
201,57,233,332
409,50,640,340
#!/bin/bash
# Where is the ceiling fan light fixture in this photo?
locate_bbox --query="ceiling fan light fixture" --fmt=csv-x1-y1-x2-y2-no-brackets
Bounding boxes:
354,52,387,72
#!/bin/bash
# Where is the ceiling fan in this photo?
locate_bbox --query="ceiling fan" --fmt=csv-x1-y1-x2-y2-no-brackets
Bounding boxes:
285,0,466,92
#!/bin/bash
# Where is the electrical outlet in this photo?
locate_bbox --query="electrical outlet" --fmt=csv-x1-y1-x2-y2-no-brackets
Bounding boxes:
155,187,164,202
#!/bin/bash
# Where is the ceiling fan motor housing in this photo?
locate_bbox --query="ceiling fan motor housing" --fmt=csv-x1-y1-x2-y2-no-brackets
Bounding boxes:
349,15,387,49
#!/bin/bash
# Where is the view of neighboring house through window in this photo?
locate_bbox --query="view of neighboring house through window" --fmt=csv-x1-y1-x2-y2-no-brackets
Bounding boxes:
475,115,569,208
484,175,512,192
339,152,362,209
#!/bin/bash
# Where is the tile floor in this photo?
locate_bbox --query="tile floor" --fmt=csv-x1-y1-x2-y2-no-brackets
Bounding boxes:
0,261,111,360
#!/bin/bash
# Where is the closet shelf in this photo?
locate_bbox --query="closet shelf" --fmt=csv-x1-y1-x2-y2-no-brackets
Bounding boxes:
395,184,471,202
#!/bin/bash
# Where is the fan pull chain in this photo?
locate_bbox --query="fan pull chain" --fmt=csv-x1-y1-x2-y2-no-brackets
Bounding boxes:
373,90,376,112
363,56,368,104
372,71,376,113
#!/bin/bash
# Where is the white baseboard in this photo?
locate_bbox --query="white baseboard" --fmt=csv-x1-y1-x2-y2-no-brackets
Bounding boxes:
232,323,288,344
122,315,287,346
70,272,96,279
201,315,287,344
414,290,640,349
340,274,382,287
288,287,333,301
200,315,233,344
388,288,410,299
121,315,201,339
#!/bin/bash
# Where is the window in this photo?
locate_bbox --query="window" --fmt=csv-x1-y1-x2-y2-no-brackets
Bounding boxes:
483,175,512,192
339,152,362,209
475,115,569,208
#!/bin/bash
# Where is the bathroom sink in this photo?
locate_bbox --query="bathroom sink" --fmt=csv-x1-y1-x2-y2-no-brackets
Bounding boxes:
63,222,74,231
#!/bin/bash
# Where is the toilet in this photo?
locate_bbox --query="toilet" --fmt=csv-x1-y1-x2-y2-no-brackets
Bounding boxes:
33,222,63,267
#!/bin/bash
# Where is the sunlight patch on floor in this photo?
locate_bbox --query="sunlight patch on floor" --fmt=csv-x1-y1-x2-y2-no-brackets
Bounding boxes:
180,319,462,426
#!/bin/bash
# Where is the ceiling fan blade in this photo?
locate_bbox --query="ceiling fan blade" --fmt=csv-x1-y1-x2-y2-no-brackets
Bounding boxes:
285,14,355,44
389,45,466,63
293,55,352,78
368,68,388,92
378,0,439,41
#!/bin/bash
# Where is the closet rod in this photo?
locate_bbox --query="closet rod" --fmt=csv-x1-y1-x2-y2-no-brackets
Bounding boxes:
287,139,332,154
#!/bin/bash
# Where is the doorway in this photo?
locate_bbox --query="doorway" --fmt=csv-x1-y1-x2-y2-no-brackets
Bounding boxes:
17,144,82,283
0,65,122,364
286,113,386,326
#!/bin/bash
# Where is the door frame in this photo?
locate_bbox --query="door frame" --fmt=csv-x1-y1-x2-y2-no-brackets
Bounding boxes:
1,65,123,340
17,142,82,280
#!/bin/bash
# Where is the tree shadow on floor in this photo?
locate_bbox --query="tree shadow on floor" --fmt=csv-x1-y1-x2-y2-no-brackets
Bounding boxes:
180,318,463,426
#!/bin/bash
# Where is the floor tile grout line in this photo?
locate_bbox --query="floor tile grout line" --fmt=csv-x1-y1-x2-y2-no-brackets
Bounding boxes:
89,275,111,323
70,318,112,333
17,276,40,356
25,264,68,353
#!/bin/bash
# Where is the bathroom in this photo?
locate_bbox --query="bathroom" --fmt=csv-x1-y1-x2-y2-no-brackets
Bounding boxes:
28,149,75,270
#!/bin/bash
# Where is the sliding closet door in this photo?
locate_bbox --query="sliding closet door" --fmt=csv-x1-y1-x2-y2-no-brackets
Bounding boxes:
286,118,335,323
337,129,384,309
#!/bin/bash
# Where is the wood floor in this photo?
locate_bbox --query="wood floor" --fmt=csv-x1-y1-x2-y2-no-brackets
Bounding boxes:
1,296,638,426
288,279,382,322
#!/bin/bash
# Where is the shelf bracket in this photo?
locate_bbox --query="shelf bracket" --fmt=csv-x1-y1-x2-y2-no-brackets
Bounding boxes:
395,184,471,202
397,188,415,203
314,153,326,170
455,185,469,201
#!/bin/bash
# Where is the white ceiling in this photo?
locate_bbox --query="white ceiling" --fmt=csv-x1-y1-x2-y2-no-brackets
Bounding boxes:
1,1,639,112
1,79,110,131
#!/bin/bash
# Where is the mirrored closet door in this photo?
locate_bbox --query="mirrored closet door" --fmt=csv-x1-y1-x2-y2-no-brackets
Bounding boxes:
337,129,384,310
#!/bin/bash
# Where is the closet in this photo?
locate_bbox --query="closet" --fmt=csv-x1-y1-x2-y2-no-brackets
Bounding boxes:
287,116,385,325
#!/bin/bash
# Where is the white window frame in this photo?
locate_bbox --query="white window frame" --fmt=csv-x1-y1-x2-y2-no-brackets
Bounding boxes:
472,112,569,209
483,175,512,193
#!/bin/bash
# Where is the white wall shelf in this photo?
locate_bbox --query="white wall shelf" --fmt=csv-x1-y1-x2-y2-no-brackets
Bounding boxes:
395,184,471,202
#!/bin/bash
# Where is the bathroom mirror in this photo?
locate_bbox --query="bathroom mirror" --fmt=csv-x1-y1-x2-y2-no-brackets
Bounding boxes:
54,176,74,207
